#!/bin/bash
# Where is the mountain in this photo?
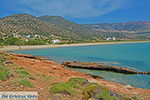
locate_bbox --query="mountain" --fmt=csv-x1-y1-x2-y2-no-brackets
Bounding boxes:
38,16,130,39
84,21,150,32
0,14,80,40
0,14,150,41
39,16,92,39
39,16,150,39
39,16,90,31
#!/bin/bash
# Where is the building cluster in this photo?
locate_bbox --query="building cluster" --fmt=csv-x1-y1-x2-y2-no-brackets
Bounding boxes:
13,33,42,38
12,33,61,43
3,33,117,44
106,37,116,41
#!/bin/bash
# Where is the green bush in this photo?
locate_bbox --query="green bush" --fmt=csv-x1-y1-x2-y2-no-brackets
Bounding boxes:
25,38,47,45
13,79,34,88
0,65,11,81
0,57,4,62
16,67,30,78
4,37,24,45
82,83,99,100
65,81,81,88
129,95,144,100
82,83,119,100
0,37,4,43
50,77,88,95
69,77,88,86
49,82,76,95
0,53,6,62
0,71,8,81
37,73,52,82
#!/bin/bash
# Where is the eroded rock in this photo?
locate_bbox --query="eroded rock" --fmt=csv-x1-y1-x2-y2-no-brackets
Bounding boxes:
63,61,150,75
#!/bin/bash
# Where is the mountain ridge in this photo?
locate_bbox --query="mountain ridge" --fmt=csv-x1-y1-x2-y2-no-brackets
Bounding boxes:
84,21,150,32
0,14,81,40
0,14,150,40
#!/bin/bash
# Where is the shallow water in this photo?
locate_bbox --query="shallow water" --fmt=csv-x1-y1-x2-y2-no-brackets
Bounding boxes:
14,42,150,89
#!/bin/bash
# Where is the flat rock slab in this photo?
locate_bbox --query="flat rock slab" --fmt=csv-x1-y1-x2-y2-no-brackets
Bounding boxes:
63,61,150,74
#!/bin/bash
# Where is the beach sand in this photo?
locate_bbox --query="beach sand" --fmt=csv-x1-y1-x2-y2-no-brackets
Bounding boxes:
1,41,150,51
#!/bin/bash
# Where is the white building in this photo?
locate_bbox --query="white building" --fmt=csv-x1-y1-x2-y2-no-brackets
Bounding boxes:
106,37,111,41
112,37,116,40
25,39,29,42
34,34,41,38
26,35,31,38
106,37,116,41
13,33,18,37
51,39,61,43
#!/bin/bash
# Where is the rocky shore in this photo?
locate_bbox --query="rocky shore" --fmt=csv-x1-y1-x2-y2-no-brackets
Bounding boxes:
63,61,150,74
1,53,150,100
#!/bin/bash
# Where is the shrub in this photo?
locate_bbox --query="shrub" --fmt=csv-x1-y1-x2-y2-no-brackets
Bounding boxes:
82,83,99,100
29,75,36,80
65,81,81,88
0,57,4,62
50,77,89,95
25,38,47,45
82,83,119,100
129,95,144,100
37,73,52,82
49,82,75,95
0,65,11,81
13,79,34,88
4,37,24,45
68,77,89,86
0,53,6,62
16,67,30,78
0,71,8,81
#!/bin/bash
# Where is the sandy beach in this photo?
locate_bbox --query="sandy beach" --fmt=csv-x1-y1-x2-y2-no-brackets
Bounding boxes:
1,41,150,51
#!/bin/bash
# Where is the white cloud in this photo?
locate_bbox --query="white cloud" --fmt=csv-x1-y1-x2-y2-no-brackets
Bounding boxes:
17,0,127,18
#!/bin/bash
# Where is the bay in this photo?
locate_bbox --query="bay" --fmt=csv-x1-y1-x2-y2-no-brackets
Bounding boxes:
14,42,150,89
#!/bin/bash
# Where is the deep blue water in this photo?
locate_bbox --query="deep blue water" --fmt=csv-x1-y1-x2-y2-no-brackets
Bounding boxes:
14,42,150,89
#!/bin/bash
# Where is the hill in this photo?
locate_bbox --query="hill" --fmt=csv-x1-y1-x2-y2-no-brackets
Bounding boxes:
39,16,93,39
0,14,150,41
84,21,150,32
39,16,90,32
39,16,150,40
0,14,80,40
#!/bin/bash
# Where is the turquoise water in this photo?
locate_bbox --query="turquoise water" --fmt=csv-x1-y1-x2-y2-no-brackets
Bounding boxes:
14,42,150,89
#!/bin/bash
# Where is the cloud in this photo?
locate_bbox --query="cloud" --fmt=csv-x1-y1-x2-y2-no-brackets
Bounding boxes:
15,0,127,18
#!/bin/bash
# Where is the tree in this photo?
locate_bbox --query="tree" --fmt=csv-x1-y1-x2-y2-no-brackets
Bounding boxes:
15,39,25,46
0,37,4,49
26,38,47,45
4,37,24,45
0,37,4,44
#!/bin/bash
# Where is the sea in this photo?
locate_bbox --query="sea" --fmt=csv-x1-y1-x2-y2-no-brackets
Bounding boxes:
13,42,150,89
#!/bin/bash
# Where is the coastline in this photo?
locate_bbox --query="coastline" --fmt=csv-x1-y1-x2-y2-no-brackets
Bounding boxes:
11,54,150,99
1,40,150,51
1,52,150,99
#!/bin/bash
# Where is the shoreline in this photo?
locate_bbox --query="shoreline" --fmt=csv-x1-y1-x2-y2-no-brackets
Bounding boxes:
1,52,150,99
11,54,150,99
1,40,150,51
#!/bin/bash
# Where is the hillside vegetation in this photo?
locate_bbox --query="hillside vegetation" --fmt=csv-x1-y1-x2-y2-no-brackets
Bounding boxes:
0,14,150,42
0,14,80,40
84,21,150,32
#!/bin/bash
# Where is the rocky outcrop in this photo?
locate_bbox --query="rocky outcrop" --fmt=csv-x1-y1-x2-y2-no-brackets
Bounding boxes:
85,74,104,79
82,83,123,100
63,61,150,74
14,54,49,61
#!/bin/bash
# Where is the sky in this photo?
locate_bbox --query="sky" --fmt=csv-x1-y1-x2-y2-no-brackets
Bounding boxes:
0,0,150,24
